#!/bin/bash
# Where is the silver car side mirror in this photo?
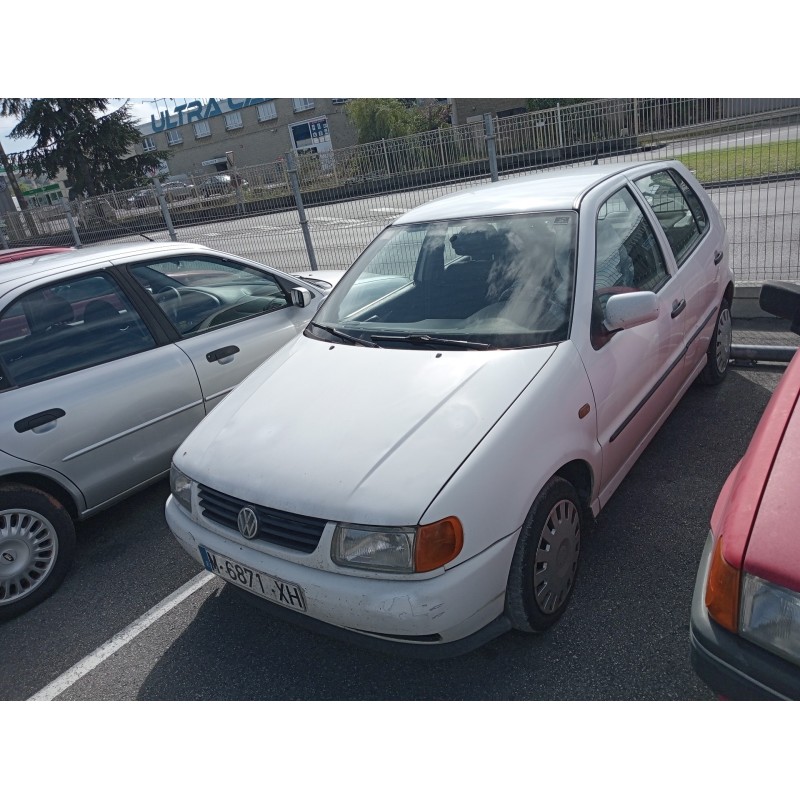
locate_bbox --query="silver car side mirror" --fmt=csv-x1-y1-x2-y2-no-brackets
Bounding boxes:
604,291,660,332
290,287,312,308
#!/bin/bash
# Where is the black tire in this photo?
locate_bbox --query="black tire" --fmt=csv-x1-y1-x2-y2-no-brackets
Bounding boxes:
0,484,76,621
505,476,583,633
699,297,732,386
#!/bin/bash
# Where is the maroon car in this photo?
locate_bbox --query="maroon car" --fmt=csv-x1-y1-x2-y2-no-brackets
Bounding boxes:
0,246,73,265
690,280,800,700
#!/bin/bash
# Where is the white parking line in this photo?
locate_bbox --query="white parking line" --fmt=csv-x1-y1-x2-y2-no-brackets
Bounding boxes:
28,571,216,701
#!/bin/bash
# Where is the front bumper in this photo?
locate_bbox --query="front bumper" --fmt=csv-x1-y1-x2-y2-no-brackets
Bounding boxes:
689,531,799,700
166,495,515,658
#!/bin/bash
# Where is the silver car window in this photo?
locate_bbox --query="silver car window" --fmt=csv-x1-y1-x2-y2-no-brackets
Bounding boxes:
0,273,156,387
128,256,290,336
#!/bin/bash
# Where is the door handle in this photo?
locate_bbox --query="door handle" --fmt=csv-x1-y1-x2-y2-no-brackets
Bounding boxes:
671,298,687,318
15,408,66,433
714,250,724,265
206,345,240,363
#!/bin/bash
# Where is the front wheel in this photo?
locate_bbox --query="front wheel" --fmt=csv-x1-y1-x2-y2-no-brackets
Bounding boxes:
0,484,76,621
699,298,732,386
505,476,583,633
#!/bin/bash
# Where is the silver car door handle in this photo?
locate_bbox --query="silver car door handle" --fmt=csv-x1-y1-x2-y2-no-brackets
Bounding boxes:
15,408,66,433
206,345,240,363
671,298,687,318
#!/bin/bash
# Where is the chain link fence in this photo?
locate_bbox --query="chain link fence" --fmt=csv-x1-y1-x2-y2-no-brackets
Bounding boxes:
2,98,798,283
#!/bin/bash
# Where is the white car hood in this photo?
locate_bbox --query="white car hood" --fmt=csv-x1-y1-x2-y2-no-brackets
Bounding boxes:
177,336,556,525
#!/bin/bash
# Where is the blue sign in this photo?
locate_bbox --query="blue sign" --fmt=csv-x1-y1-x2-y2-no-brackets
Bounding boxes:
149,99,268,132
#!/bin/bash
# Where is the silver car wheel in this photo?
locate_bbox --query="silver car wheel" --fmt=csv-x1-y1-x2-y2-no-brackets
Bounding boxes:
533,498,580,615
0,508,59,605
715,305,732,373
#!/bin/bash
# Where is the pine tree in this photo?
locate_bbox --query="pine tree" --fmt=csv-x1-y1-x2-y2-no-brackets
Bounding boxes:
0,99,168,197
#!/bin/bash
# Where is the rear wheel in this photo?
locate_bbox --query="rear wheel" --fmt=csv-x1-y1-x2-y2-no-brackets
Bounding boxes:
505,477,583,633
699,298,732,385
0,484,76,621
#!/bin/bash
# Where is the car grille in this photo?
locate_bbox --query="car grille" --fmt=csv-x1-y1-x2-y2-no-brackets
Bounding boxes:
198,484,326,554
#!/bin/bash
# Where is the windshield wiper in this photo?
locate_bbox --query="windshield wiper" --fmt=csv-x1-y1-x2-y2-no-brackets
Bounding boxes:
370,334,492,350
309,322,380,347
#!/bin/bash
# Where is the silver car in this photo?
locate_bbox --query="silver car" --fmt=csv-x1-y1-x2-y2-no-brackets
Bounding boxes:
0,242,341,619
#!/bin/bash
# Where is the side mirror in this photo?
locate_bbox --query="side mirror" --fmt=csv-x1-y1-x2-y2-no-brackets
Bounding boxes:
290,287,312,308
604,291,660,332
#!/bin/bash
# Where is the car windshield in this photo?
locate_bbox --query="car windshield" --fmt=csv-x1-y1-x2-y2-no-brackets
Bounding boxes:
310,212,577,349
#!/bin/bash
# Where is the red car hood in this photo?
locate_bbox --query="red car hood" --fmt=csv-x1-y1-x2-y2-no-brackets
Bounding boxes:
745,352,800,591
713,350,800,592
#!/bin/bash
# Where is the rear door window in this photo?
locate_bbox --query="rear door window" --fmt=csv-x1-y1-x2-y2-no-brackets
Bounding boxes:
0,273,156,386
634,170,709,266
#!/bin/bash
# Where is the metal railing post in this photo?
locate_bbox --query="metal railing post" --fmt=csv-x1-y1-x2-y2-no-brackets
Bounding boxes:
556,103,564,149
381,139,391,176
60,197,82,247
286,151,319,271
226,152,245,215
483,114,499,182
153,177,177,241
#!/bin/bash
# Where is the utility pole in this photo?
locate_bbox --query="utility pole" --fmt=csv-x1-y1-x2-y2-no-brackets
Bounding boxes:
0,140,29,210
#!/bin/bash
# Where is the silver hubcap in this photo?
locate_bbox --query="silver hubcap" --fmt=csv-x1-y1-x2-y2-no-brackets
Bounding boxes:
533,499,580,614
715,307,732,373
0,509,58,605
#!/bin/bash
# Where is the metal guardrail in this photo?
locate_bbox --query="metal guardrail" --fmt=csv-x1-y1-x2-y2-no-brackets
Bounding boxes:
1,98,798,282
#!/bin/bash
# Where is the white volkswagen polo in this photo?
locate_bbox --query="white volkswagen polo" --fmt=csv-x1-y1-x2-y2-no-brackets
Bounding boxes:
166,161,734,656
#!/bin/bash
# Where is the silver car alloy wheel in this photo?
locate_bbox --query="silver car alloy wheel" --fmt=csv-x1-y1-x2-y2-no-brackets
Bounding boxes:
533,498,580,615
715,305,733,374
0,508,59,605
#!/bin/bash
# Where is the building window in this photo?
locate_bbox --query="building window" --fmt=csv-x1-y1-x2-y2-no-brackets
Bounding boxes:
292,99,314,113
141,136,156,152
290,117,331,153
194,121,211,139
225,111,243,131
166,130,183,146
257,101,278,122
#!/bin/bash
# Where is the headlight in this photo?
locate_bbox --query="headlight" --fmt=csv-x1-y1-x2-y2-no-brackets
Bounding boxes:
740,573,800,667
170,463,193,513
331,517,463,574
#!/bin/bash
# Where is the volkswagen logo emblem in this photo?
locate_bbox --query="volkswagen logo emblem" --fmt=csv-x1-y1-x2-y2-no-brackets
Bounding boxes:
237,506,259,540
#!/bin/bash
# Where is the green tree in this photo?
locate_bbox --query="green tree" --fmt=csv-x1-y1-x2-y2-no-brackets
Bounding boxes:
0,98,168,197
345,98,449,144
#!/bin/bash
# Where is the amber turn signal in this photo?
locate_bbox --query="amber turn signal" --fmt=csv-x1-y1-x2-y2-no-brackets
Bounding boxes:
705,535,741,633
415,516,464,572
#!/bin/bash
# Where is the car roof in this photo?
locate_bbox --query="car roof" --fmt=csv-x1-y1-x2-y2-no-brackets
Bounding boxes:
0,241,216,293
394,161,673,223
0,246,73,264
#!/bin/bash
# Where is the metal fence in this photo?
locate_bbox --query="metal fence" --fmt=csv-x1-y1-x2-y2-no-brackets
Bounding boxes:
2,98,798,284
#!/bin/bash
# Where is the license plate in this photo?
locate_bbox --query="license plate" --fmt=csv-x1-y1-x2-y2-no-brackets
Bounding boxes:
200,546,307,612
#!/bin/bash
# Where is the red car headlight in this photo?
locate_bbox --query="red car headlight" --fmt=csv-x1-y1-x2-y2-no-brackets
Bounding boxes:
740,574,800,667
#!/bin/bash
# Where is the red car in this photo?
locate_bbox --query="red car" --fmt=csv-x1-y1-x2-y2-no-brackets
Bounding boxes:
690,280,800,700
0,246,73,264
